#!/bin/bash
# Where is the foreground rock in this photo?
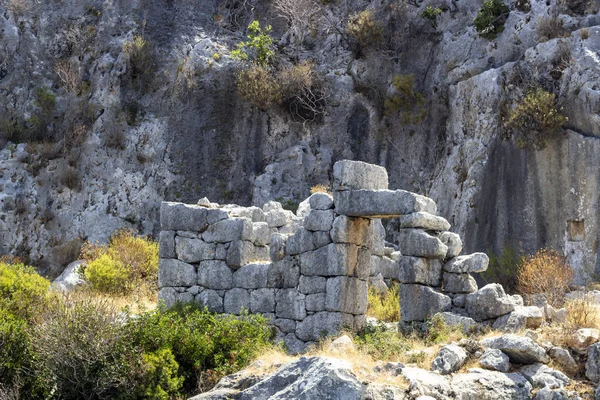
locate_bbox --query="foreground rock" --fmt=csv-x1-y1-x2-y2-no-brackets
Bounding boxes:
431,344,468,375
451,368,532,400
466,284,515,321
52,260,86,291
482,335,550,364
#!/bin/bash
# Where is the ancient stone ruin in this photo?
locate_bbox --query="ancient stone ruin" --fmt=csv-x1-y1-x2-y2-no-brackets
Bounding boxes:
158,160,525,352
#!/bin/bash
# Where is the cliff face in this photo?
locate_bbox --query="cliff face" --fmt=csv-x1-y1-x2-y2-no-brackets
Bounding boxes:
0,0,599,279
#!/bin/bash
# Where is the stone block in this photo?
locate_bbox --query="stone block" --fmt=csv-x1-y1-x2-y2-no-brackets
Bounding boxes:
334,189,436,217
158,259,196,288
265,208,294,228
443,272,478,294
298,276,327,294
158,287,179,308
312,231,332,249
300,243,370,279
492,306,545,331
226,240,256,268
160,202,208,231
224,288,250,314
273,318,296,333
251,222,271,246
250,288,275,313
285,228,316,255
202,218,253,243
371,219,386,256
270,233,288,262
466,284,515,322
306,293,326,312
228,206,265,223
304,209,335,231
296,311,349,341
197,260,233,290
439,232,463,258
397,212,451,231
325,277,368,315
333,160,389,191
453,294,467,308
267,257,300,288
195,289,223,313
444,253,489,273
175,237,216,263
395,229,448,259
330,216,372,246
233,263,269,289
159,231,176,258
215,243,228,260
400,284,452,322
309,193,334,210
206,208,228,224
398,256,443,286
275,289,307,320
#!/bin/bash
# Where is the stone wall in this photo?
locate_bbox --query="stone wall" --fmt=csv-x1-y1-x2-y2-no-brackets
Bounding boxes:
159,160,527,352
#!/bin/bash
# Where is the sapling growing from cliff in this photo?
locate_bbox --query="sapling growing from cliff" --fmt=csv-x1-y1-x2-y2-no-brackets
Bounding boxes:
474,0,510,39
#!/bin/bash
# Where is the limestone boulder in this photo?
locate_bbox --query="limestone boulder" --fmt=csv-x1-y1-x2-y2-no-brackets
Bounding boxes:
330,215,371,246
466,284,515,321
52,260,86,291
395,229,448,259
300,243,370,279
479,349,510,372
431,344,468,375
202,218,253,243
303,209,334,232
547,347,579,376
492,306,545,331
196,289,224,313
233,263,269,289
308,193,334,210
439,232,463,258
159,231,176,258
568,328,600,351
401,367,453,399
224,288,250,315
325,277,368,315
397,212,451,231
587,343,600,383
158,259,196,288
197,260,233,290
482,335,550,364
334,189,436,218
175,237,216,263
400,284,451,322
520,363,569,389
443,272,477,294
440,312,478,333
160,202,208,231
444,253,489,274
333,160,389,191
296,312,351,342
450,368,532,400
398,256,443,286
275,289,306,321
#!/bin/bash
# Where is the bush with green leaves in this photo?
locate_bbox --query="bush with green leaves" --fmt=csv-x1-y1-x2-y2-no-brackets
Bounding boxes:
231,21,275,67
384,74,427,124
420,5,442,28
480,246,523,293
474,0,510,39
505,88,567,149
0,261,51,321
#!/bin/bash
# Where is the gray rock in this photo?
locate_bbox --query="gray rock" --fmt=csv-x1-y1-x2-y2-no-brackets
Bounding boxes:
226,240,256,268
401,367,452,399
309,193,334,210
534,387,569,400
311,231,332,249
372,255,399,281
159,231,176,258
273,318,296,333
440,312,478,333
325,277,368,315
196,289,224,313
306,293,326,312
267,257,300,289
237,356,364,400
300,243,370,279
197,260,233,290
444,253,489,273
587,343,600,383
251,222,270,246
479,348,511,372
466,284,516,321
547,347,579,376
398,212,451,231
431,343,468,375
158,287,179,308
283,333,309,355
451,368,532,400
206,209,229,225
52,260,86,291
228,206,265,223
158,259,196,288
443,272,478,294
160,202,208,231
298,276,327,294
453,294,467,308
275,289,306,321
304,209,334,231
175,237,216,263
187,285,202,295
482,335,550,364
215,243,228,260
397,256,443,286
330,215,372,246
296,312,351,341
520,363,569,389
439,232,463,259
492,306,544,332
371,219,386,256
569,328,600,351
250,288,275,313
333,160,389,191
334,189,436,218
224,288,250,315
285,228,316,255
270,234,288,263
400,284,452,322
265,208,294,228
369,274,389,294
202,218,253,243
395,229,448,259
233,263,269,289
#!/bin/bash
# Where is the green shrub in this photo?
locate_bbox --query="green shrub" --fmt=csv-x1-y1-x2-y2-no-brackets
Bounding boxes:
506,88,567,149
384,74,427,124
346,10,383,55
139,349,184,400
84,254,131,293
231,21,275,67
367,283,399,322
474,0,510,39
420,5,442,28
354,323,410,360
481,246,523,293
424,313,462,344
236,65,282,110
0,262,50,321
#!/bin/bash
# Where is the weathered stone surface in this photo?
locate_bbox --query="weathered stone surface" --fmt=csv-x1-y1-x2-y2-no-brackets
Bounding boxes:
175,237,215,263
233,263,269,289
333,160,389,191
395,229,448,259
197,260,233,290
371,219,386,256
160,202,208,231
269,233,288,262
398,212,451,231
306,293,326,312
439,232,462,258
196,289,224,313
325,277,368,315
251,222,270,246
296,312,349,341
466,284,515,321
369,274,388,294
453,294,466,308
264,208,294,228
312,231,332,249
226,240,256,268
482,335,550,364
479,348,510,372
276,289,306,321
202,218,253,243
397,256,443,286
228,206,265,223
587,343,600,383
298,276,326,294
547,347,579,376
158,259,196,288
569,328,600,351
400,284,452,322
492,306,544,331
159,230,176,258
330,215,371,246
300,243,370,279
267,257,300,289
304,209,334,231
215,243,228,260
431,344,468,375
443,272,478,294
450,368,532,400
372,255,399,281
250,288,275,313
534,387,569,400
52,260,86,291
309,193,334,210
401,367,452,399
237,356,364,400
285,228,316,255
206,208,229,225
440,312,478,333
273,318,296,333
444,253,489,273
334,189,436,218
520,363,569,389
158,287,179,308
224,288,250,314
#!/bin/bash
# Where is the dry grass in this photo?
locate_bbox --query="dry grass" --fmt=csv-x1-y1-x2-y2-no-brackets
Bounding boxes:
565,296,600,330
517,248,573,307
54,60,85,96
1,0,32,18
310,184,332,195
580,28,590,40
536,17,569,42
